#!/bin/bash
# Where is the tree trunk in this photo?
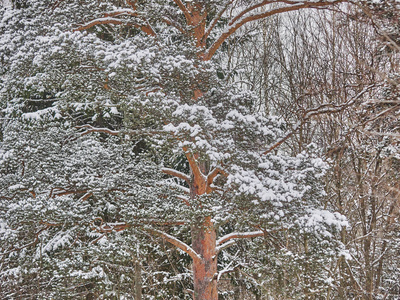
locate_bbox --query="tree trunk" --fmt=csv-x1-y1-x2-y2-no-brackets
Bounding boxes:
135,261,142,300
191,216,218,300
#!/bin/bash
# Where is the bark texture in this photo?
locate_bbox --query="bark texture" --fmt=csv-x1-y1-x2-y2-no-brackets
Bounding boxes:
191,217,218,300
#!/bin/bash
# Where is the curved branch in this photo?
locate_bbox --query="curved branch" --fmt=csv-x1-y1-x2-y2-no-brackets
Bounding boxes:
162,167,190,183
147,228,202,263
216,230,264,246
207,167,228,184
228,0,274,26
74,17,131,31
206,167,228,193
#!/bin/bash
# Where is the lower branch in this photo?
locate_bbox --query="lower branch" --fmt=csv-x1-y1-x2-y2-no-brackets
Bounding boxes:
75,125,119,136
147,228,201,263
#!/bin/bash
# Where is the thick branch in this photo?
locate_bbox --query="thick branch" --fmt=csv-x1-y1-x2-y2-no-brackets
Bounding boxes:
74,17,131,31
207,167,228,184
172,0,192,23
202,1,232,43
182,146,205,186
204,0,345,60
216,230,264,246
206,167,228,193
162,167,190,183
148,228,201,263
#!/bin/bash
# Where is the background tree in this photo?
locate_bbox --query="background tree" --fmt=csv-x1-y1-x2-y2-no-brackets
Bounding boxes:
230,2,400,299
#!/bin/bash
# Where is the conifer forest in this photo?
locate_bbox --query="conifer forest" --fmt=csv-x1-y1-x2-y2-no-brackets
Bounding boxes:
1,0,400,299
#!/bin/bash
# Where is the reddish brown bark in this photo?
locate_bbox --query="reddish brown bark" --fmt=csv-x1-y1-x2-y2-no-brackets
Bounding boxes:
191,216,218,300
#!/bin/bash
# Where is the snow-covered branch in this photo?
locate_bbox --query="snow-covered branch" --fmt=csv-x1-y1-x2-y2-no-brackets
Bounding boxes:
216,266,238,282
161,16,186,33
76,125,120,136
165,181,190,194
172,0,192,23
147,228,202,263
1,225,51,256
215,239,236,255
216,230,264,246
202,1,232,43
74,17,132,31
207,167,228,184
182,146,207,192
75,124,169,138
73,14,156,36
174,0,192,19
162,167,190,183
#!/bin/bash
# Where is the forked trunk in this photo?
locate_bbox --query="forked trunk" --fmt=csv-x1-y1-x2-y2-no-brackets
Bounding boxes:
191,216,218,300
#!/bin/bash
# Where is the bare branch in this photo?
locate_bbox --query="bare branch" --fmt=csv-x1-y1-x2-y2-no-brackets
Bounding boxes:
228,0,274,26
74,17,132,31
204,0,346,60
262,85,375,155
